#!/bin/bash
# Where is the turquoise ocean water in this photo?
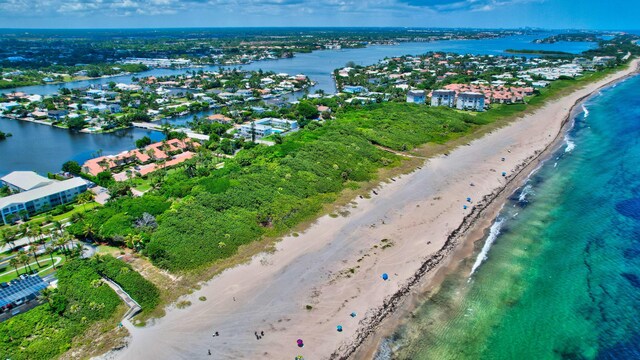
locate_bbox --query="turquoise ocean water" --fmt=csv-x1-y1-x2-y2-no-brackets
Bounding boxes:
377,74,640,359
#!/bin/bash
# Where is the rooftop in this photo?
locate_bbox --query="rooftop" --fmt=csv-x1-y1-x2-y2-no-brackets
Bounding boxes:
0,177,88,209
1,171,54,191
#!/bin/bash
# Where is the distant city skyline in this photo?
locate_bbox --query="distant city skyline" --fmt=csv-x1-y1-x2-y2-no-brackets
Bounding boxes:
0,0,638,30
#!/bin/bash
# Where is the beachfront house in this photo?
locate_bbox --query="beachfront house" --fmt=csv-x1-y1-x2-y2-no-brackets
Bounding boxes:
456,92,485,112
0,177,88,225
430,90,456,107
406,90,426,104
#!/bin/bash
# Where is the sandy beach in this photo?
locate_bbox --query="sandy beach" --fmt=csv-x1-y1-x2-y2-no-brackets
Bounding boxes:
105,59,639,360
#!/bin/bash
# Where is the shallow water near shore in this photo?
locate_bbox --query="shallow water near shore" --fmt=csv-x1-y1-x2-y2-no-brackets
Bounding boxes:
377,74,640,359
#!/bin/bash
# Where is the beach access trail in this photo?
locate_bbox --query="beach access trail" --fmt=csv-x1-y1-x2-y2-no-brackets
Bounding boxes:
108,59,640,360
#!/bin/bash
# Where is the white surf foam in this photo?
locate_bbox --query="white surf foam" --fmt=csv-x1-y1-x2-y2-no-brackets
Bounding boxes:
582,104,590,118
469,217,505,278
564,135,576,153
518,184,534,202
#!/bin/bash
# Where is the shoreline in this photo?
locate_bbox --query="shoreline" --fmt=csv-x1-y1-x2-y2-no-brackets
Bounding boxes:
352,61,640,359
100,60,639,360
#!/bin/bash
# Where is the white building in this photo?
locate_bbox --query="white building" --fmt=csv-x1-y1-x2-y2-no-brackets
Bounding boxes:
430,90,456,107
406,90,426,104
239,118,299,139
0,177,88,225
457,92,485,112
1,171,54,193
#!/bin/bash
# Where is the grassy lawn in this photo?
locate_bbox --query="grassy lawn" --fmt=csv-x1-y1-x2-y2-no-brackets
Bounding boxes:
0,252,66,283
0,202,100,232
130,177,153,192
97,245,123,257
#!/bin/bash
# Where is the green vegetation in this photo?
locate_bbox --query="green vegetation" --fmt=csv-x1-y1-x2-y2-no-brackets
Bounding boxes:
0,130,11,141
70,58,630,274
71,103,480,272
0,256,159,360
94,256,160,311
67,195,169,245
61,160,82,175
339,103,484,151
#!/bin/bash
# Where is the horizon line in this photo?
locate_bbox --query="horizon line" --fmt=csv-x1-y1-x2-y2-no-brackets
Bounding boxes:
0,26,636,32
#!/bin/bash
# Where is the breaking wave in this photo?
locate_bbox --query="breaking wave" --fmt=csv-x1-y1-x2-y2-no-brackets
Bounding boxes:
564,135,576,153
582,104,590,118
469,218,505,278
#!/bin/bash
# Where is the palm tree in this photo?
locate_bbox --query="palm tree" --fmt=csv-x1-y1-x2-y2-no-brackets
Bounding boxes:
72,243,84,258
124,234,144,251
81,222,96,241
76,191,94,211
146,148,156,161
29,245,42,268
33,226,43,245
55,236,68,258
45,246,56,269
38,288,54,305
18,253,32,274
25,226,35,245
98,158,110,172
1,228,18,251
9,258,20,276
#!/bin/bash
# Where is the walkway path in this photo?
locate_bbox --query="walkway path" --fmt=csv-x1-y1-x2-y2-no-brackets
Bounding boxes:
0,256,62,279
102,277,141,319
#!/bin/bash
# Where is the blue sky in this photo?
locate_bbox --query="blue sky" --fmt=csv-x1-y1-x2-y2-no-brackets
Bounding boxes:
0,0,638,29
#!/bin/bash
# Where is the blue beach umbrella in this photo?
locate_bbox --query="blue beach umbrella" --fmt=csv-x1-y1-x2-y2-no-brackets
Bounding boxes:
337,325,343,332
350,312,357,318
382,273,389,281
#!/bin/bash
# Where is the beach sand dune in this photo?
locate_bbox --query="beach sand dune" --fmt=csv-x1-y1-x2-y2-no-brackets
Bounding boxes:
107,59,639,360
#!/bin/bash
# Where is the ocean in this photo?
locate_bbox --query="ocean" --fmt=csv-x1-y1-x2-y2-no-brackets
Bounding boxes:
377,74,640,359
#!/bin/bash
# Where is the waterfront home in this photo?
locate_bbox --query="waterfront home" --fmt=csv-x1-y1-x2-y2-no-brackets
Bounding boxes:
239,118,298,139
207,114,233,124
430,90,456,107
1,171,54,193
343,85,367,94
456,92,485,112
0,177,88,225
0,102,21,112
82,138,199,176
47,110,68,121
406,90,426,104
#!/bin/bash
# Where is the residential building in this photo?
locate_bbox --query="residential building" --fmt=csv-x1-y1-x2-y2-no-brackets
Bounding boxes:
343,85,367,94
82,138,198,176
406,90,426,104
457,92,485,112
0,177,88,224
47,110,68,121
0,102,21,112
239,118,298,139
1,171,54,193
430,90,456,107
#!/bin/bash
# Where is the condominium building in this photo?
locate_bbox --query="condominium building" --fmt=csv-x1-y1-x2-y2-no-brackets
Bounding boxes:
0,176,88,225
430,90,456,107
456,92,485,112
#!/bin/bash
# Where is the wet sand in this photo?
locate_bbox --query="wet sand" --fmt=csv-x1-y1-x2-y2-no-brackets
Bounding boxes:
103,59,639,360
